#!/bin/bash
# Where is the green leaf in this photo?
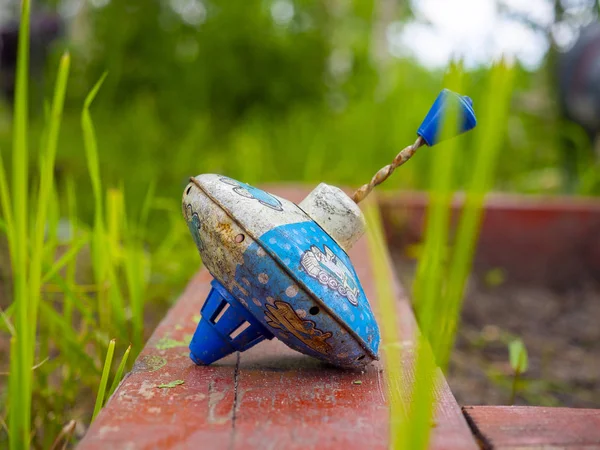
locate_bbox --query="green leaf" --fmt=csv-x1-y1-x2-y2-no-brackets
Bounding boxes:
0,307,15,336
157,380,184,389
364,202,406,449
37,300,99,383
9,0,32,446
41,232,89,284
439,61,515,368
509,339,529,373
92,339,116,422
82,73,107,225
108,345,132,398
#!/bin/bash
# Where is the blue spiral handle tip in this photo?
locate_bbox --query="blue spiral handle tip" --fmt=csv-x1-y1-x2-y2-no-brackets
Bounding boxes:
417,89,477,146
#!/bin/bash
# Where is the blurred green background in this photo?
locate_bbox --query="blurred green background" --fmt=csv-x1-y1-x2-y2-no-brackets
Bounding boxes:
2,0,598,233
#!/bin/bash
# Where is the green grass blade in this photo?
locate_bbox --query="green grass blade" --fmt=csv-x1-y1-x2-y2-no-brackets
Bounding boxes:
45,273,97,327
364,199,407,449
119,188,149,349
92,339,116,422
20,52,70,449
413,65,464,343
82,73,110,331
508,338,528,404
82,73,108,224
64,176,79,323
404,336,438,450
107,344,132,398
123,195,147,349
124,247,145,349
437,61,515,368
407,65,465,450
65,176,79,241
509,338,529,373
8,335,18,445
106,264,126,333
0,150,15,261
0,302,14,333
105,187,127,334
9,0,32,446
107,188,124,255
41,232,89,284
38,301,99,375
1,307,15,336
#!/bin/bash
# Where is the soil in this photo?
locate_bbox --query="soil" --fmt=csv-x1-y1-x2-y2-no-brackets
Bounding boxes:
391,256,600,408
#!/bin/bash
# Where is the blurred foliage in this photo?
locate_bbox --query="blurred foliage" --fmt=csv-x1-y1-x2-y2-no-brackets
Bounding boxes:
0,0,595,238
85,0,331,122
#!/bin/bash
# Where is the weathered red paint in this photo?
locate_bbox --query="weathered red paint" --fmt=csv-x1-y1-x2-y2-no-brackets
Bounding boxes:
380,192,600,286
229,234,477,450
77,187,478,450
79,269,238,449
463,405,600,449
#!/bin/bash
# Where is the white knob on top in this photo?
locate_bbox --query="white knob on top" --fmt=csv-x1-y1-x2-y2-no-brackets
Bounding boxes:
299,183,365,252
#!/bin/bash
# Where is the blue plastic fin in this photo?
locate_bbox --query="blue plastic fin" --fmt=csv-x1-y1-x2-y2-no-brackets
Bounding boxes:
189,279,273,365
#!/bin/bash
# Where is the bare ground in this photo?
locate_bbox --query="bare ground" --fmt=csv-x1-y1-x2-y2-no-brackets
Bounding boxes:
392,256,600,408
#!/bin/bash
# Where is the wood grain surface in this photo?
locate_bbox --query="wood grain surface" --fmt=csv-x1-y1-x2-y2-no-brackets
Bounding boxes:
77,187,478,450
463,405,600,449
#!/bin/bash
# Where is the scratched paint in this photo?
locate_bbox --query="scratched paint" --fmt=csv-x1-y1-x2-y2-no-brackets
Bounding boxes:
133,355,167,373
78,198,480,450
298,182,365,251
256,221,379,349
183,174,380,368
231,234,377,367
157,380,185,388
155,334,192,350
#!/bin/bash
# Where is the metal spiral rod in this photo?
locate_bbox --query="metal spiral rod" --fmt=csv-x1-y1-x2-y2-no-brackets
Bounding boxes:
352,136,425,204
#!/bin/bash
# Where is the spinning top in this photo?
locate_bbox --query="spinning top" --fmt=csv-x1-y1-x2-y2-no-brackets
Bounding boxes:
183,89,476,368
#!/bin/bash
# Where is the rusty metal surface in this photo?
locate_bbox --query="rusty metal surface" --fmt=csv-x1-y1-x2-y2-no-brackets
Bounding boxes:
463,405,600,449
183,175,380,368
78,186,478,450
379,192,600,286
298,182,366,251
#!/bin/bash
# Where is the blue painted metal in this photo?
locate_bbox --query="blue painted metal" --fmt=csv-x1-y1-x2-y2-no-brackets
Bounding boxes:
256,222,379,354
230,222,379,366
219,176,284,211
184,176,380,368
417,89,477,146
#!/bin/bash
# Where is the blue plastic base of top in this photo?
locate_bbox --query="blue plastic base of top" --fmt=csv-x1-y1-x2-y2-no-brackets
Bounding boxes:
189,278,274,365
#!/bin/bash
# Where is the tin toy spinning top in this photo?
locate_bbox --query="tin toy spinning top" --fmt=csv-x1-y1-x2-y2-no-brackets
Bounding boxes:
183,89,476,369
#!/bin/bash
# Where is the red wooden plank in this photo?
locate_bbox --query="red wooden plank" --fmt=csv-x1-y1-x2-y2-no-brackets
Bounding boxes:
230,231,477,450
379,192,600,286
78,269,238,449
463,405,600,449
77,186,478,450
